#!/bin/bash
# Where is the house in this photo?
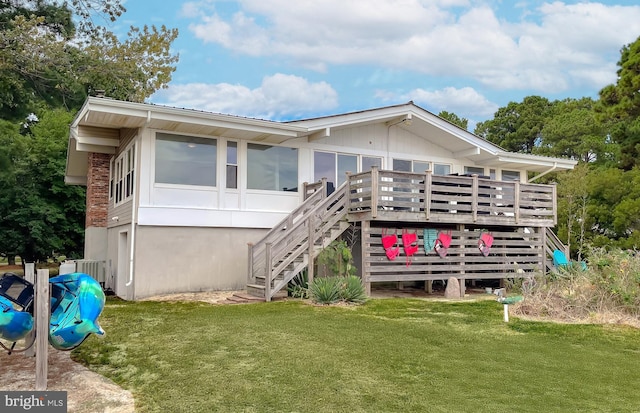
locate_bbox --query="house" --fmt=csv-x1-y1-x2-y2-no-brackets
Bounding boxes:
65,97,576,300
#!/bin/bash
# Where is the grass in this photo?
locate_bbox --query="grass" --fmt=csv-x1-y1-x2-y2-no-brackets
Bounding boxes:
73,298,640,413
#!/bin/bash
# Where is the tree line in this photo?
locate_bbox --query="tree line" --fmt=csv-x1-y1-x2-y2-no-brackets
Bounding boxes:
0,0,639,263
0,0,177,264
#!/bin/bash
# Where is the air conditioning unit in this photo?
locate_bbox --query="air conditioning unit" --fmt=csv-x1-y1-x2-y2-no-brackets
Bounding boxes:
75,260,106,286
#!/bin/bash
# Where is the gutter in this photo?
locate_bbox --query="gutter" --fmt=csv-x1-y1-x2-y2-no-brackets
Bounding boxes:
125,140,138,289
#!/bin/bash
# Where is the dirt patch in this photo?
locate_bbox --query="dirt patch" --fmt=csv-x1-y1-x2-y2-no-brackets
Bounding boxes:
141,290,242,304
0,346,134,413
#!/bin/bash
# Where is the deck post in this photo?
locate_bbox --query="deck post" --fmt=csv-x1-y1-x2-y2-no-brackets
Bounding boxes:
247,243,254,284
307,217,315,287
35,269,49,390
371,166,379,218
321,177,327,199
459,224,466,298
514,181,520,224
361,220,371,296
471,175,478,222
424,170,432,220
552,184,557,226
345,171,352,213
425,280,432,294
24,263,35,358
265,243,272,302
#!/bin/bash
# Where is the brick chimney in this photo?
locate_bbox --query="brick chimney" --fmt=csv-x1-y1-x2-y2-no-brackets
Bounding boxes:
86,152,110,228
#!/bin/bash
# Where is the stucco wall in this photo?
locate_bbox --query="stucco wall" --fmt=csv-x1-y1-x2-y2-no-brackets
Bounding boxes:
132,226,268,299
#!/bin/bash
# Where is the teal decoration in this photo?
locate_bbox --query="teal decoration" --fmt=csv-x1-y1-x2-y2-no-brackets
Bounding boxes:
423,228,438,253
0,296,34,342
48,273,105,351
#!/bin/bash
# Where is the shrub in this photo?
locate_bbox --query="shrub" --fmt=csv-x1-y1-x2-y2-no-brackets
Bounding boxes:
514,247,640,325
310,275,367,305
340,275,367,303
287,270,309,299
310,276,342,304
317,240,356,278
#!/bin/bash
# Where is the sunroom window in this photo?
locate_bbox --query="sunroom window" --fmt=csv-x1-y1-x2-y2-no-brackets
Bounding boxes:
113,144,135,205
314,151,357,189
155,133,217,187
248,144,298,192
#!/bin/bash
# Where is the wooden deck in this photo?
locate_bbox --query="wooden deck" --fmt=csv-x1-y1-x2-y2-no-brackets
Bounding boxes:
247,171,563,300
345,168,557,227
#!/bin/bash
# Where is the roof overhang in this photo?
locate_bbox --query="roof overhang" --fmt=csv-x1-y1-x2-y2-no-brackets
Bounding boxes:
65,97,308,185
290,102,577,175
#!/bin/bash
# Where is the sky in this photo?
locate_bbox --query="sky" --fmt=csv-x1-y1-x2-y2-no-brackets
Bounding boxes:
115,0,640,130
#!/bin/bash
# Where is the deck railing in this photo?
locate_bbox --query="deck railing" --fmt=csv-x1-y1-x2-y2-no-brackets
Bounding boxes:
346,167,557,227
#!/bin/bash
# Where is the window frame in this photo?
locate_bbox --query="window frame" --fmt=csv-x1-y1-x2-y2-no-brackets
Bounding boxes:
113,143,135,206
154,132,218,188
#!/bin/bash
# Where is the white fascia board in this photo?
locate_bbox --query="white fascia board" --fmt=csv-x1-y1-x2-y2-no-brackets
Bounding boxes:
296,105,415,130
65,175,87,185
82,97,306,137
76,142,116,154
496,152,577,170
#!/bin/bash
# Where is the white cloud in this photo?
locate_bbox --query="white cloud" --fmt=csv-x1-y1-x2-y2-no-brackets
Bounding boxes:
151,73,339,120
376,85,498,130
185,1,640,93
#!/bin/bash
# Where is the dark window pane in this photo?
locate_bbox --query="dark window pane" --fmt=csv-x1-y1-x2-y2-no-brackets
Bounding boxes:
155,133,217,186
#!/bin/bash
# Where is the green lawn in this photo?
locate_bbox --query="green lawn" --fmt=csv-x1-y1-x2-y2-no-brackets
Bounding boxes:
73,298,640,413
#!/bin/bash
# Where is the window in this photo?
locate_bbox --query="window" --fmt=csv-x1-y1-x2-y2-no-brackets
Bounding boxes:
109,158,114,200
413,161,430,173
362,156,382,171
433,163,451,175
314,151,359,188
155,133,217,186
393,159,412,172
502,170,521,182
393,159,431,173
113,144,135,205
226,141,238,189
464,166,485,176
248,144,298,191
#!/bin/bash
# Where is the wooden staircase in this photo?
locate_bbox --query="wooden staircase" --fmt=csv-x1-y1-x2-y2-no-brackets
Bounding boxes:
544,227,569,272
246,181,350,301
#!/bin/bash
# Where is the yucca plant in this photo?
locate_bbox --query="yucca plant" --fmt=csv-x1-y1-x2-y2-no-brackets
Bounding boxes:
310,276,341,304
340,275,367,303
287,270,309,299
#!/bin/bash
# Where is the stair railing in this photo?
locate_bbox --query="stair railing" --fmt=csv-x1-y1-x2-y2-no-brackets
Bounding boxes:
248,179,349,300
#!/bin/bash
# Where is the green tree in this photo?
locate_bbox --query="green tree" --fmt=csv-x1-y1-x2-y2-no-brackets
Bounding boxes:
438,110,468,130
475,96,553,153
538,98,615,164
556,163,590,259
0,110,86,263
0,0,178,120
596,35,640,170
586,167,640,248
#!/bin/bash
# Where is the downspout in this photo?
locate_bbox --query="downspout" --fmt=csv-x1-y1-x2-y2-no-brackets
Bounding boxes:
125,140,138,288
528,162,557,183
